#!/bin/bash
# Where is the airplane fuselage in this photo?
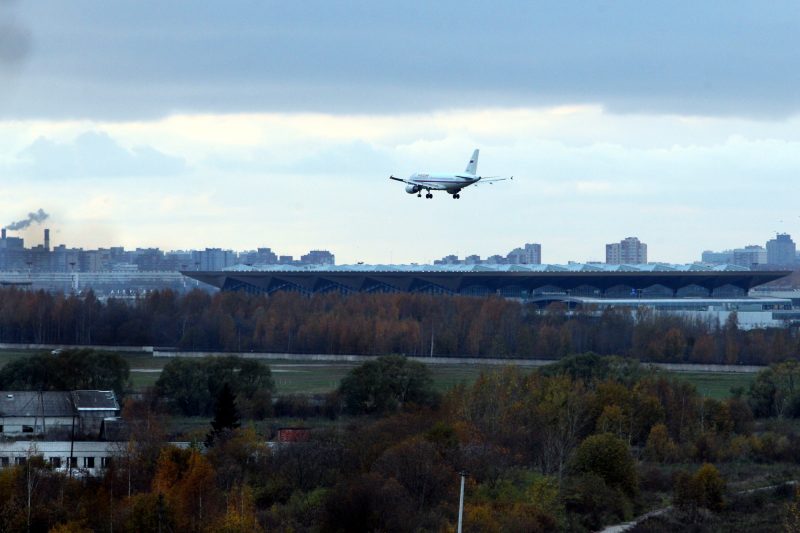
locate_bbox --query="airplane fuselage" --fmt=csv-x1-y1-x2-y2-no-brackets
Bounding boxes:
407,172,480,193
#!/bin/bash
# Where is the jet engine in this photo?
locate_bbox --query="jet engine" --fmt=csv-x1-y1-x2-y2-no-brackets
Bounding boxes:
405,184,422,194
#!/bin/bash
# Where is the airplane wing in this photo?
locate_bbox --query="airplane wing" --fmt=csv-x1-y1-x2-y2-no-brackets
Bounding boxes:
479,176,514,183
389,175,416,185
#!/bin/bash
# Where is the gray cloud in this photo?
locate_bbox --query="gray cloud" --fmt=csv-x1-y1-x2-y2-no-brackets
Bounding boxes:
0,0,31,67
15,131,187,178
3,1,800,120
0,21,30,66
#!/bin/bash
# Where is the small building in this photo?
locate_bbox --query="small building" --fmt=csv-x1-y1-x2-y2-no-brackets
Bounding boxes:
0,390,120,439
0,440,189,476
277,427,311,443
0,392,75,436
71,390,121,435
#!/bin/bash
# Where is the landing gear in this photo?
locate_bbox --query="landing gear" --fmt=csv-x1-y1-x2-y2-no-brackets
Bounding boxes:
452,193,461,199
425,193,433,199
417,192,422,197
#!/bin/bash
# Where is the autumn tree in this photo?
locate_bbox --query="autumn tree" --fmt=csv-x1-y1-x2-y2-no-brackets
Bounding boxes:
644,423,678,463
372,436,455,515
152,447,222,532
322,473,417,532
674,463,725,519
786,486,800,533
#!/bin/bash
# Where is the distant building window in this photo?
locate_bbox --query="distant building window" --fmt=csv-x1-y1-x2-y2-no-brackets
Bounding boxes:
50,457,61,468
21,425,33,433
84,457,95,469
68,457,77,468
14,457,26,466
101,457,113,468
0,425,4,433
0,457,8,467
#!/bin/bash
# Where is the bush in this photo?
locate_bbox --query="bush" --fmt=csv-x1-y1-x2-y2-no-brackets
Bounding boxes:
563,473,632,532
639,465,672,493
571,433,638,497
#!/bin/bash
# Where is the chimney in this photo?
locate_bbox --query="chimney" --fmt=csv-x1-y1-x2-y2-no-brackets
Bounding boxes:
44,228,50,251
1,229,5,240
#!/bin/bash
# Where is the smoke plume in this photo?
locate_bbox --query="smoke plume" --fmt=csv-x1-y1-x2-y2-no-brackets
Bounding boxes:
5,208,49,230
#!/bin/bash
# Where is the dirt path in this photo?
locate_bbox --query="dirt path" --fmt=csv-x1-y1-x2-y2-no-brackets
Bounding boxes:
596,480,798,532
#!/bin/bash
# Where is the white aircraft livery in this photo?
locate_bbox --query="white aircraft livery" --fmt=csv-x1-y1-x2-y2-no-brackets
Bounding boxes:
389,149,512,199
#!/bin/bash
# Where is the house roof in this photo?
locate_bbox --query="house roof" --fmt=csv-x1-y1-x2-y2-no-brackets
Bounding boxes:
71,391,120,411
0,390,121,418
0,392,75,418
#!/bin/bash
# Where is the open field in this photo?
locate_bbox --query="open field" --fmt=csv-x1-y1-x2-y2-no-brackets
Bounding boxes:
269,363,757,398
0,349,760,398
670,371,756,399
0,350,36,367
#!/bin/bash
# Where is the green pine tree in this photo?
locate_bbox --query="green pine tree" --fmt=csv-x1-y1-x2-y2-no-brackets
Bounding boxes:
206,382,241,446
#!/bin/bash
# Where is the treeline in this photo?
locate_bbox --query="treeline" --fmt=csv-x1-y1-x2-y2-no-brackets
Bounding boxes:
0,349,275,419
0,287,798,364
155,356,274,419
6,354,800,532
0,349,129,395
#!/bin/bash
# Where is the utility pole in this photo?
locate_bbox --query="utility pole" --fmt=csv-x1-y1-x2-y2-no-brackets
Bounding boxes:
457,470,466,533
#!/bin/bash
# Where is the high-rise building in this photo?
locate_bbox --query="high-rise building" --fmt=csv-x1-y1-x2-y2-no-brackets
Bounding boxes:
300,250,335,265
766,233,796,266
606,237,647,264
506,243,542,264
196,248,235,271
434,254,460,265
701,250,735,264
733,245,767,268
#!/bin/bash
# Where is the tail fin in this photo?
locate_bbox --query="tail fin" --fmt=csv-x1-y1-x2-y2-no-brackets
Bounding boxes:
465,149,479,175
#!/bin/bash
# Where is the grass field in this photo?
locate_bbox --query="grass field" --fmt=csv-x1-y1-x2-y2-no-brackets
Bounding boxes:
261,362,496,395
270,364,757,398
0,349,761,398
670,371,756,399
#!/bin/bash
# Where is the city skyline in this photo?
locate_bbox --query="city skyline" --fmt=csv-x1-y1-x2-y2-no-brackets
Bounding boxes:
2,224,797,271
2,2,800,264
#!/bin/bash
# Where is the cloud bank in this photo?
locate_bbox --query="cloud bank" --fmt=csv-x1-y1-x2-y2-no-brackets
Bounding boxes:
4,1,800,120
12,131,187,179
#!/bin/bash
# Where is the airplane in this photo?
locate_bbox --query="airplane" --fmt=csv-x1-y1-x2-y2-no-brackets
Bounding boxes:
389,149,512,199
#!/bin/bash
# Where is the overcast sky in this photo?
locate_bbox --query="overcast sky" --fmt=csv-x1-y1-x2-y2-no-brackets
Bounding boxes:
1,1,799,264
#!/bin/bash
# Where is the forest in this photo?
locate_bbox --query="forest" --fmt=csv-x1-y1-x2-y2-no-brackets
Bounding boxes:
0,287,797,365
2,353,800,531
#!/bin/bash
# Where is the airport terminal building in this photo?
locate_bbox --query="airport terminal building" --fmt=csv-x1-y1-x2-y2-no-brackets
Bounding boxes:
183,263,794,328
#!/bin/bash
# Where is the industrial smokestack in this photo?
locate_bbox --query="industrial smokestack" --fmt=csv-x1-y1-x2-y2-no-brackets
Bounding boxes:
44,228,50,251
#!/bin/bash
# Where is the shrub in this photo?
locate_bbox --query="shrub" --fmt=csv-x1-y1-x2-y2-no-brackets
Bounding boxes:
571,433,638,497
